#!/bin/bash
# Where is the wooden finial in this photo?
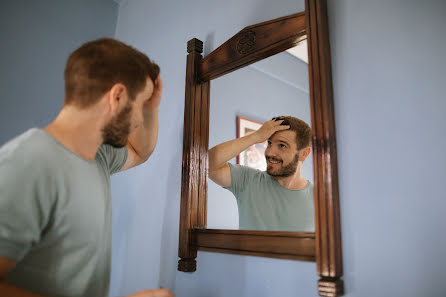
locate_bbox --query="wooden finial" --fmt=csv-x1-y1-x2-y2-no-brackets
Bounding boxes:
178,258,197,272
187,38,203,54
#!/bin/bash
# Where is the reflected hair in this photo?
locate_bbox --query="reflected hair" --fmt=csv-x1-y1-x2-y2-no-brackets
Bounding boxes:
272,116,312,150
64,38,160,108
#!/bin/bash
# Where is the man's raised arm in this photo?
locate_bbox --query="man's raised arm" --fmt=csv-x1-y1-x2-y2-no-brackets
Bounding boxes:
208,119,289,187
121,76,163,171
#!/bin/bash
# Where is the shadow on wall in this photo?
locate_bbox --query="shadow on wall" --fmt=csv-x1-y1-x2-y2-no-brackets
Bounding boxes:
158,133,183,289
204,32,215,56
174,252,248,297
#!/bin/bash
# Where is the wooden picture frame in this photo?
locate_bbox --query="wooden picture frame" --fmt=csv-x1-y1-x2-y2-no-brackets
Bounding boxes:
178,1,343,296
236,116,267,171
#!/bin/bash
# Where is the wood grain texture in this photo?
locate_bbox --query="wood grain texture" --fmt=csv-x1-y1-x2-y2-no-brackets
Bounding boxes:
199,12,306,81
306,0,344,295
193,229,315,261
178,6,344,296
318,278,344,297
178,38,208,272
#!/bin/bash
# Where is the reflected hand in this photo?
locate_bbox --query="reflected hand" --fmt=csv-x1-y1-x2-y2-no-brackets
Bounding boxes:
126,288,174,297
252,119,290,143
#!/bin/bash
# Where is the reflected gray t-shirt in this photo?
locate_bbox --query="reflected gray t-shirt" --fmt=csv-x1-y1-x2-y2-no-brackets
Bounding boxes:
0,128,128,297
226,163,315,232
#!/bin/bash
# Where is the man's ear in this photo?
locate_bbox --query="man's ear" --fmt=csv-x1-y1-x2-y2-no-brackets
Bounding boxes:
106,83,128,115
299,147,312,162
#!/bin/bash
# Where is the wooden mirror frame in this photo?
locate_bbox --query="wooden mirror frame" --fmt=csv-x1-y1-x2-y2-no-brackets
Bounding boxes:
178,1,343,296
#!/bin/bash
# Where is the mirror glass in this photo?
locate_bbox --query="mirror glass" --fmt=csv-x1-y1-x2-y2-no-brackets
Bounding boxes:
207,40,314,232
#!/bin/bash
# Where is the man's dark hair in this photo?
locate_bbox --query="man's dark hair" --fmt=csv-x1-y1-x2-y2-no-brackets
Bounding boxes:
64,38,160,108
273,116,312,150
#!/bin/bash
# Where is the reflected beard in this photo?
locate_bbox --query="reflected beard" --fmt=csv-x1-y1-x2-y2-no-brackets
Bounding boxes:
266,153,299,177
102,102,132,148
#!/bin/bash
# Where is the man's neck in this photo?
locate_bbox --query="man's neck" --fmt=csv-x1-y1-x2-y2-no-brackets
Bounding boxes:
273,172,308,190
44,106,105,161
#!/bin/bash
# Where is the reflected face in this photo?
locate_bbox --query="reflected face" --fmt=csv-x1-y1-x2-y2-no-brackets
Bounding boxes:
102,78,154,148
265,130,300,177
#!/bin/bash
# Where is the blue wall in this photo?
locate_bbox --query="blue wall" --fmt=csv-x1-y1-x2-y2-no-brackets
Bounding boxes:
2,0,445,296
328,0,446,296
114,0,446,296
0,0,118,145
113,0,319,296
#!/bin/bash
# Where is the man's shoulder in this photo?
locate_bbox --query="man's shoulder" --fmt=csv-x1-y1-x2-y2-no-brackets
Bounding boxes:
229,163,268,183
0,128,57,167
229,163,262,175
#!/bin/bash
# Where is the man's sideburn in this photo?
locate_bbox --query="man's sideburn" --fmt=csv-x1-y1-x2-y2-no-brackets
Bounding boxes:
102,101,133,148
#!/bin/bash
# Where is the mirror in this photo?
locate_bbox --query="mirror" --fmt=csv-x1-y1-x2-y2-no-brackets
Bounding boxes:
207,41,315,232
178,2,344,296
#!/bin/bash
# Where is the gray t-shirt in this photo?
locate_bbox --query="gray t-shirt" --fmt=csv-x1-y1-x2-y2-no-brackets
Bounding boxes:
0,128,128,297
226,163,315,232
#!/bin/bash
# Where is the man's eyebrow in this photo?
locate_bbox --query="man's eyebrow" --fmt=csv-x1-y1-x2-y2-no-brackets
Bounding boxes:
273,139,291,146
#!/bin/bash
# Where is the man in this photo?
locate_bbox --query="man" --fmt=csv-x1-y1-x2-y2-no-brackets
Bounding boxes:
0,39,173,297
208,116,314,232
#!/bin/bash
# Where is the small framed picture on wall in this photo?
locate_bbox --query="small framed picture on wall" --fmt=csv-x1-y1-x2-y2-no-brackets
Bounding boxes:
237,116,267,171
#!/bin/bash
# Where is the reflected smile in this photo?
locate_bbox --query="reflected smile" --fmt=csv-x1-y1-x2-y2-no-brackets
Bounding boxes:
267,158,282,164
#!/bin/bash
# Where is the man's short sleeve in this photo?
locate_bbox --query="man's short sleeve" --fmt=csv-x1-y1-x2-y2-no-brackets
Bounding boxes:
0,158,52,261
225,163,257,198
95,144,128,175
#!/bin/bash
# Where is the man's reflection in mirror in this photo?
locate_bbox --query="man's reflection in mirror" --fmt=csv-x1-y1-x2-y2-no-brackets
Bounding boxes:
208,116,314,232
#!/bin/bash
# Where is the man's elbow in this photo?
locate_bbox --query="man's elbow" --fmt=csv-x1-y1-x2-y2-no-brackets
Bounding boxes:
208,164,231,188
137,142,157,163
208,157,221,172
208,169,218,182
139,149,154,163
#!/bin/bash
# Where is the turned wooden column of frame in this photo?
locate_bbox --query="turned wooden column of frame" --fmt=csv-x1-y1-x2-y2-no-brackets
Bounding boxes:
178,38,210,272
306,0,344,296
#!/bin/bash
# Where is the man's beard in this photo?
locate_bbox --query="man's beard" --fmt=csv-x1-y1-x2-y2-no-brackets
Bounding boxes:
102,102,132,148
266,153,299,177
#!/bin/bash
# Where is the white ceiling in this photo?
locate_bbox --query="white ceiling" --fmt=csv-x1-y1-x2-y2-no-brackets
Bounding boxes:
286,40,308,63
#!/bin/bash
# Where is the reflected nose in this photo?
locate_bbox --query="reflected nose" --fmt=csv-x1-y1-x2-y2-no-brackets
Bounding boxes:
265,146,271,156
265,147,282,162
265,151,276,160
265,145,277,157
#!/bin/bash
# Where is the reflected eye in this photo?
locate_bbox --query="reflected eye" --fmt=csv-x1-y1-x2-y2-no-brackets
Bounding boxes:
267,140,272,146
279,144,287,149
